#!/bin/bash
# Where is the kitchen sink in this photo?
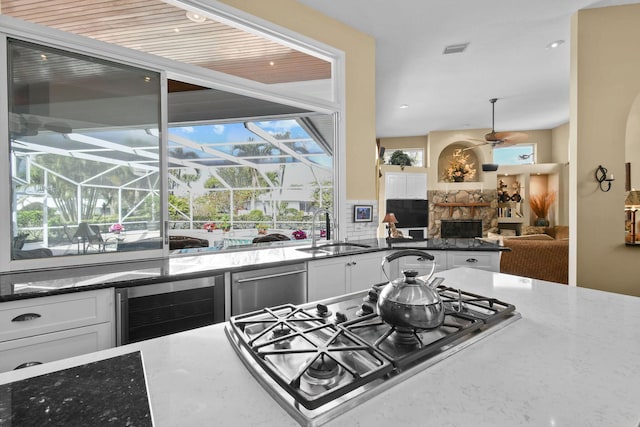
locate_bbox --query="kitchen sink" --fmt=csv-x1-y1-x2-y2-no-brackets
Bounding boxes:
296,242,372,255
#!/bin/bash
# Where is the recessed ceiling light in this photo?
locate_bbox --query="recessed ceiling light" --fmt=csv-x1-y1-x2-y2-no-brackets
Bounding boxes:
546,40,564,49
40,54,47,61
186,11,206,23
443,42,469,55
269,61,275,66
399,104,409,109
173,28,180,33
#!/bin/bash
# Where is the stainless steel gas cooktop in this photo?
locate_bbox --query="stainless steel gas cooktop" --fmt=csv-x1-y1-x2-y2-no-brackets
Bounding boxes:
225,278,521,427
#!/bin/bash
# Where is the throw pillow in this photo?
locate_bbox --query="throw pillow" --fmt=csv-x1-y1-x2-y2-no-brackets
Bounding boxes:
503,233,555,240
522,225,547,236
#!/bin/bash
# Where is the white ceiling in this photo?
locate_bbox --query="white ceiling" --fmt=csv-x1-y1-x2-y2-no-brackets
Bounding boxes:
296,0,640,138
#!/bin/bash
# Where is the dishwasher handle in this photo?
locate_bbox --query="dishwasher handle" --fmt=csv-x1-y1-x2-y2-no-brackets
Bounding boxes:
235,269,307,283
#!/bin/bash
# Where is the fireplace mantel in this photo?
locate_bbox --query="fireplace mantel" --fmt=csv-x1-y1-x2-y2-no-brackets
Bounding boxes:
434,202,491,217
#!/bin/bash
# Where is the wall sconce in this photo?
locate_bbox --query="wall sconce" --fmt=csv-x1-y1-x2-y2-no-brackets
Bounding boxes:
595,165,615,192
382,212,398,240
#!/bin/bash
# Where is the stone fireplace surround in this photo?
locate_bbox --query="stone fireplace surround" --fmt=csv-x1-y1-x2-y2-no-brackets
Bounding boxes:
428,189,498,238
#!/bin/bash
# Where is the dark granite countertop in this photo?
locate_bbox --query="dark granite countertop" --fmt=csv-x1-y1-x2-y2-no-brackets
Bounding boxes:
0,351,152,426
0,238,504,302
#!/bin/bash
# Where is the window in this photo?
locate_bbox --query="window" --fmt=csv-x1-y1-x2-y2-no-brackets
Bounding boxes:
1,0,344,268
9,39,162,260
167,115,334,250
493,144,536,165
383,149,424,167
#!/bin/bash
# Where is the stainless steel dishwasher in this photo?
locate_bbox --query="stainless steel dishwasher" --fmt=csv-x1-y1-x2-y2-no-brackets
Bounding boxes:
231,263,307,315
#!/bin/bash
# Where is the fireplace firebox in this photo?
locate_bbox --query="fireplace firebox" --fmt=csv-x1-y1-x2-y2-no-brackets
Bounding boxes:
440,219,482,238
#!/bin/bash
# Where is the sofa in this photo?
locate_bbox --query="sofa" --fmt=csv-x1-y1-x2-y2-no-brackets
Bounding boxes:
498,226,569,284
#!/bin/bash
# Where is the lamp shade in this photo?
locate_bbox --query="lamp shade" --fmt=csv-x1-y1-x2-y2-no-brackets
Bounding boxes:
382,212,398,224
625,190,640,207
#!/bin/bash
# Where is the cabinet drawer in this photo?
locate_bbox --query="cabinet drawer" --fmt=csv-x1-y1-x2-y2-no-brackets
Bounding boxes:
0,288,113,343
0,322,113,373
447,251,498,271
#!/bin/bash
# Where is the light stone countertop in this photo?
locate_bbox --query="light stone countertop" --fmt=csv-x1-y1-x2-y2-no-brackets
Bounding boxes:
1,267,638,427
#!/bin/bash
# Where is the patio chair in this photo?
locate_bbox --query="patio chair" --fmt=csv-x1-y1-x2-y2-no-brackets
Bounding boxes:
72,223,108,253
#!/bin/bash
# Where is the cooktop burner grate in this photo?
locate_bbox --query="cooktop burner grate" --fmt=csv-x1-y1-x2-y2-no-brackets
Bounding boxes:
226,304,394,410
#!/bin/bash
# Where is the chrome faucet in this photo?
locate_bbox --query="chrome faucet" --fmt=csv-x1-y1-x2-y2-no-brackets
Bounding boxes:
311,208,334,248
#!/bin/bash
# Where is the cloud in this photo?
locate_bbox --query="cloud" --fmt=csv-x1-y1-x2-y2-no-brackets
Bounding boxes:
181,126,195,133
211,125,225,135
257,120,297,134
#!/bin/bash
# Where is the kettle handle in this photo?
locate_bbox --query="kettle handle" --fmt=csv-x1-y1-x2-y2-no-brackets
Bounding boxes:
381,249,436,282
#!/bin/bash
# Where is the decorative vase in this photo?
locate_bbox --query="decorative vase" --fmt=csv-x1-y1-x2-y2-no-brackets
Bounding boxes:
453,176,464,182
535,218,549,226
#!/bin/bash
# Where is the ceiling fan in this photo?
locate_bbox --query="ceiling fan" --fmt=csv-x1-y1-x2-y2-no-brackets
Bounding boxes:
464,98,529,172
464,98,529,151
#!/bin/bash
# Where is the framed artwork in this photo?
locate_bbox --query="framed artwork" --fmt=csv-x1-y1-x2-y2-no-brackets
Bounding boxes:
354,205,373,222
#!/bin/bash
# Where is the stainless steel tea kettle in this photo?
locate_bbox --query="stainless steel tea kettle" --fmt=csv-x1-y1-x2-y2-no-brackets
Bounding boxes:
378,250,444,330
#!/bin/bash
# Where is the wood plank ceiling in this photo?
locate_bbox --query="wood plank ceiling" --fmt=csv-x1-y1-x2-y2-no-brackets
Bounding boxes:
1,0,331,84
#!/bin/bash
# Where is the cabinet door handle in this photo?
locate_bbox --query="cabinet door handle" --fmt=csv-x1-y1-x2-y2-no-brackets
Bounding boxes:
11,313,42,322
346,262,352,266
466,258,478,263
14,361,43,370
235,269,307,283
352,261,357,266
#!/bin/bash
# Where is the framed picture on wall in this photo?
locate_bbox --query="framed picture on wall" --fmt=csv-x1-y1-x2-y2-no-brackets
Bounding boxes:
354,205,373,222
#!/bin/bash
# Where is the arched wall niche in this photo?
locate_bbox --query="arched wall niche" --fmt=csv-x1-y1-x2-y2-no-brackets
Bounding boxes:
437,142,482,182
626,92,640,190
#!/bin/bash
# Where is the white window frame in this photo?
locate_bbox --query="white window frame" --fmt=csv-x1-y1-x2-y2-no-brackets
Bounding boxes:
0,1,345,272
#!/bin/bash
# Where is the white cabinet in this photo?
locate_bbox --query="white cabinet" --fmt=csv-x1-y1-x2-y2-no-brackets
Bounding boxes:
347,251,387,293
0,288,114,372
394,250,500,278
447,251,499,272
385,172,427,199
0,323,112,372
307,257,347,302
307,252,388,301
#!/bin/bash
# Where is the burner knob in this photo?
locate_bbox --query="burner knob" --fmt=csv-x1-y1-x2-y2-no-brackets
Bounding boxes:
316,303,332,317
367,288,379,302
335,311,348,324
356,303,375,317
360,303,374,315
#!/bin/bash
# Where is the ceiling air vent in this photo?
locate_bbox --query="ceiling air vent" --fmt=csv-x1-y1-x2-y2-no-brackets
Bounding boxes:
443,43,469,55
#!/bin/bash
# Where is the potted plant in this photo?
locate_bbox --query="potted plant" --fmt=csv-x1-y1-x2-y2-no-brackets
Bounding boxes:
256,223,269,235
389,150,413,170
529,192,557,226
109,223,125,234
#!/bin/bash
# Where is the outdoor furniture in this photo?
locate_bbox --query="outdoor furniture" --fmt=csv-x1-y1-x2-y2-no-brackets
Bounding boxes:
72,223,111,253
252,233,291,243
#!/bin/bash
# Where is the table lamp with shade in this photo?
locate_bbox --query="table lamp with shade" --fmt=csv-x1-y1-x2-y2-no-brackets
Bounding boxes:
382,212,398,240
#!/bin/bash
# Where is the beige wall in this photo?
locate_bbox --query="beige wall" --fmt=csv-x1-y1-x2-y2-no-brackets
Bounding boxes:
552,123,570,225
552,122,570,164
571,4,640,296
218,0,377,200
